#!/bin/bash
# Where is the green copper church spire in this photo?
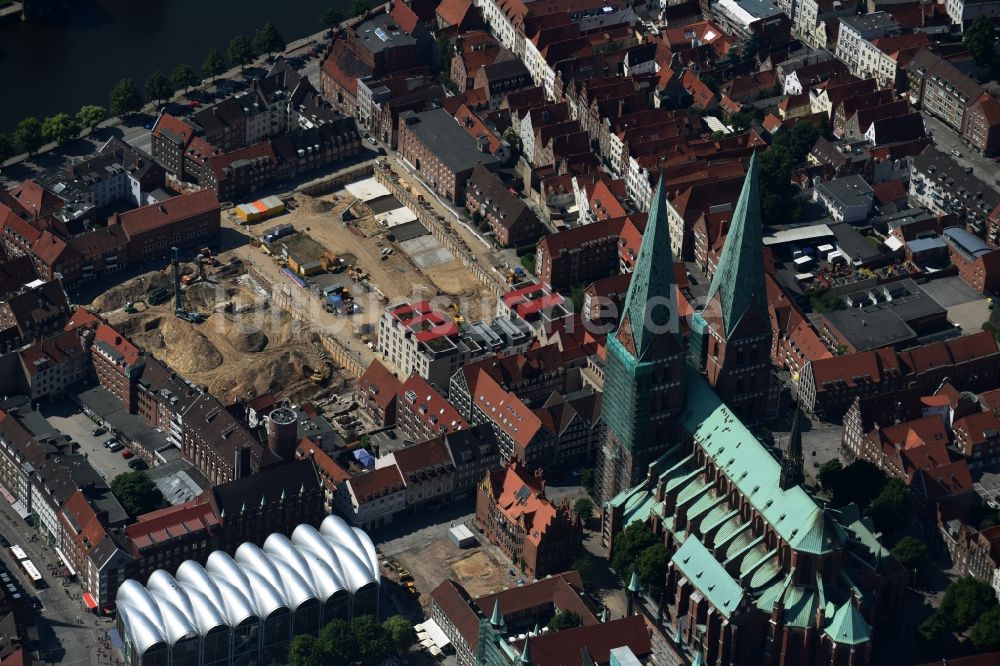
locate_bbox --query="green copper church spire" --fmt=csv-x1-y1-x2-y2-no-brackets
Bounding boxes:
490,599,505,631
705,151,767,338
616,174,677,361
779,400,805,490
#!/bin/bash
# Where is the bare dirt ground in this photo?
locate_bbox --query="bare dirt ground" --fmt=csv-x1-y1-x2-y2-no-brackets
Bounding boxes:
393,539,509,612
92,268,351,404
289,191,496,321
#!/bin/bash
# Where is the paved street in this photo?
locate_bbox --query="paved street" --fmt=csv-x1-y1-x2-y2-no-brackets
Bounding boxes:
0,497,110,666
40,402,133,483
922,113,1000,186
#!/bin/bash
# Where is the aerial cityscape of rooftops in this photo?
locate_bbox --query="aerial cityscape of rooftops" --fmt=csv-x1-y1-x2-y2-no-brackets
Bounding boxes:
5,1,1000,665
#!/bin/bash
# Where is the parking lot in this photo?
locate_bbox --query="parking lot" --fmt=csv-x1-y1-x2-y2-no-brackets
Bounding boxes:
41,401,134,482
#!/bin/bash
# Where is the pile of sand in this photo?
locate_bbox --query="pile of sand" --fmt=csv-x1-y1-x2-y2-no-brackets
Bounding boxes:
91,270,174,312
294,193,334,215
183,282,238,312
134,316,224,374
208,315,269,353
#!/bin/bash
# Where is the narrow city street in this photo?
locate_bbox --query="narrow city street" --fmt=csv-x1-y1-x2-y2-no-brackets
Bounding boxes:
0,497,110,666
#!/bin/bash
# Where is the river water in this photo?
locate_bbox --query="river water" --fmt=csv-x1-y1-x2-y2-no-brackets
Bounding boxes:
0,0,345,132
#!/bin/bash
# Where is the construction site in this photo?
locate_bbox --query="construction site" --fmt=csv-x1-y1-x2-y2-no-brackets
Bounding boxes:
83,173,500,407
90,245,349,405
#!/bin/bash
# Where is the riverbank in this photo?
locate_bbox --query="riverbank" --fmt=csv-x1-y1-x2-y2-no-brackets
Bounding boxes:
0,0,346,132
0,26,329,176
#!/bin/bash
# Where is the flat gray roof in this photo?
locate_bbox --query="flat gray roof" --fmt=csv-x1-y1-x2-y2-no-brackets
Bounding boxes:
400,108,499,174
355,13,417,55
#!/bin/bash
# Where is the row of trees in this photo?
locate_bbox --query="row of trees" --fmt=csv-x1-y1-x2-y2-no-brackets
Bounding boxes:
0,22,286,162
289,615,415,666
319,0,371,30
110,470,165,518
919,577,1000,653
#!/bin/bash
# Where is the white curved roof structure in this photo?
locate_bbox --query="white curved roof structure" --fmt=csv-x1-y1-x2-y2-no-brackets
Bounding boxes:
117,517,379,665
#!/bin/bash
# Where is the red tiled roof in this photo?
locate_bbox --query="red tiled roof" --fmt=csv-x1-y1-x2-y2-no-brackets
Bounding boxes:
152,113,196,145
430,579,481,649
488,463,556,545
474,571,596,623
93,322,141,369
436,0,473,26
359,359,402,410
321,41,372,95
297,437,352,485
472,369,543,447
513,615,652,666
348,464,405,502
682,70,715,109
390,0,421,33
115,190,219,237
126,494,219,557
400,374,468,435
873,179,907,206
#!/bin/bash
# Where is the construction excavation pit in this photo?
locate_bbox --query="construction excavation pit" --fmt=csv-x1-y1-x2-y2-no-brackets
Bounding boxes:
93,256,350,405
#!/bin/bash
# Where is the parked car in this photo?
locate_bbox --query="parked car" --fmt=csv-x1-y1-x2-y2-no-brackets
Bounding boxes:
102,438,116,448
128,459,147,471
187,99,202,108
0,534,10,548
121,449,133,459
143,121,155,130
108,441,124,453
92,427,106,436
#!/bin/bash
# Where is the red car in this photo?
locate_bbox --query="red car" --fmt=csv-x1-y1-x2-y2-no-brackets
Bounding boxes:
187,99,202,108
121,449,133,459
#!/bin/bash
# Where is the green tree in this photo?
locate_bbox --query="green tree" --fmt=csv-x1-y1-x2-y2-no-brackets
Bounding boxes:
42,113,81,145
382,615,416,654
972,605,1000,653
351,615,392,665
817,459,842,489
320,618,358,663
548,610,582,631
111,470,164,517
828,460,886,509
254,21,286,56
0,133,10,164
581,468,596,497
635,542,670,598
289,634,328,666
13,117,44,156
171,64,200,93
503,126,522,160
321,7,344,30
868,478,910,533
891,536,928,571
202,48,227,81
228,35,255,72
964,16,996,66
611,521,657,579
918,611,949,643
570,282,586,313
350,0,371,17
573,497,594,522
571,553,597,588
110,78,143,117
77,105,107,130
144,70,174,105
940,577,998,631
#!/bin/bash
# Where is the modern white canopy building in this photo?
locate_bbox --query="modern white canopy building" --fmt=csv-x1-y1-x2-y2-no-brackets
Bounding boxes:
116,515,380,666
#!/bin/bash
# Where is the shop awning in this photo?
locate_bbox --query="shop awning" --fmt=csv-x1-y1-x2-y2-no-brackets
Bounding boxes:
55,547,76,576
83,593,97,610
415,619,451,649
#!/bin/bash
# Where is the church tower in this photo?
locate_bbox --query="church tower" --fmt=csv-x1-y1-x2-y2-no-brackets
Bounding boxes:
691,152,776,424
779,401,805,490
597,176,686,503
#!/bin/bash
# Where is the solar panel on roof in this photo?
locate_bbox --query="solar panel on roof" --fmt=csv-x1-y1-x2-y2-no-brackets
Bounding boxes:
515,484,530,505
